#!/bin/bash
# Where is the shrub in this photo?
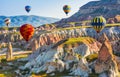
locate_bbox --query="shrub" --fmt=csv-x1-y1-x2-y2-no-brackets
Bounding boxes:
0,66,3,69
86,54,98,63
1,59,7,63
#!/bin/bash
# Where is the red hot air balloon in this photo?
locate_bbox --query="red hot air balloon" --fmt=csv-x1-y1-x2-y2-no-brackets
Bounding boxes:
20,24,34,41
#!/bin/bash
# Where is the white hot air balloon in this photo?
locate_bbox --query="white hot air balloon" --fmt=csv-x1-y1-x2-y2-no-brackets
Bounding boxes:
4,18,11,26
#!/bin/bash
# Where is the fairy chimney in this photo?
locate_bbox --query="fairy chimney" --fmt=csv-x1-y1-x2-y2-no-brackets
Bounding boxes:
6,42,13,60
32,39,39,52
94,34,119,77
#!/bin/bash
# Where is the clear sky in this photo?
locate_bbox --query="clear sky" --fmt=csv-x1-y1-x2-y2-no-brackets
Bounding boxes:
0,0,96,19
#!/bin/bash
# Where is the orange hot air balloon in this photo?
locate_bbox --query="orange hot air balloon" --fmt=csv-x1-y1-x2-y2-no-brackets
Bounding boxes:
20,24,34,41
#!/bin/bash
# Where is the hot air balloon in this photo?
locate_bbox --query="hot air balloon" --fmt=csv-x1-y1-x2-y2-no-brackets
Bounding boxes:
91,16,106,33
63,5,71,16
4,18,11,26
25,5,31,13
20,24,34,41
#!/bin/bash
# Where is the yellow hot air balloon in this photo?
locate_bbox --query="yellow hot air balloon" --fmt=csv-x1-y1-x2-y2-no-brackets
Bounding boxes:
91,16,106,33
63,5,71,16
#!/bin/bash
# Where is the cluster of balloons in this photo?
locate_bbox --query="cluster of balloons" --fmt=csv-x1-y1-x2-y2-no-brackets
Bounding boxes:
3,4,72,42
19,16,106,41
24,5,71,15
4,5,34,42
3,3,106,42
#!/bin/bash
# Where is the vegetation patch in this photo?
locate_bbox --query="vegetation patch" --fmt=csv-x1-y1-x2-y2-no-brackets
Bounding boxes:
106,23,120,27
32,70,73,77
56,26,92,31
62,37,95,45
0,54,28,62
0,55,28,77
86,54,98,63
89,73,99,77
0,74,5,77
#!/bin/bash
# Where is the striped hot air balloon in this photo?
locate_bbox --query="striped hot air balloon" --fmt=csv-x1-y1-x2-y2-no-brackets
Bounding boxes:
4,18,11,26
20,24,34,42
91,16,106,33
63,5,71,16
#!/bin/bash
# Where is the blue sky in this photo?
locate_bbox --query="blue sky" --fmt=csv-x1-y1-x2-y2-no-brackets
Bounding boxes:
0,0,96,19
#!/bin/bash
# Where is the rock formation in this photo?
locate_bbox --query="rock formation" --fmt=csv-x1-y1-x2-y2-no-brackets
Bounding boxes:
6,42,13,60
70,58,90,77
32,26,120,48
37,24,56,31
0,33,23,43
107,15,120,23
115,56,120,71
31,39,39,52
94,34,119,77
21,37,101,77
112,40,120,54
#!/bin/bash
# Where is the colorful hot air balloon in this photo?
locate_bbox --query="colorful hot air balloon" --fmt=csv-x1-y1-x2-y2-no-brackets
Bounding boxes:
20,24,34,41
25,5,31,13
4,18,11,26
91,16,106,33
63,5,71,16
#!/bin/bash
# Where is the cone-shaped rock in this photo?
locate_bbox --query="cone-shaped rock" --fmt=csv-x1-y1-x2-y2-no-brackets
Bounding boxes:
6,42,13,60
94,34,119,77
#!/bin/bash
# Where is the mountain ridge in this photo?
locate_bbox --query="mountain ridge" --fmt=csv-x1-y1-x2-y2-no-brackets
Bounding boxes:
0,15,60,27
57,0,120,23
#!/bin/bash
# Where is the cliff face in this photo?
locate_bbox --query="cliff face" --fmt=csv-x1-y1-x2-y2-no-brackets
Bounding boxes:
57,0,120,23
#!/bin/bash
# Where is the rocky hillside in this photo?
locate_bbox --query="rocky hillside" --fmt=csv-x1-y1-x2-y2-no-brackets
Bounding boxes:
20,37,101,76
0,15,59,27
32,26,120,47
0,24,120,76
16,34,120,77
57,0,120,23
30,26,120,55
2,23,118,76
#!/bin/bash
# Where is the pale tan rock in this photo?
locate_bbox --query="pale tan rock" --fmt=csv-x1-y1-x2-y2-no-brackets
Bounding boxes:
95,34,119,77
115,56,120,71
32,39,39,52
6,42,13,60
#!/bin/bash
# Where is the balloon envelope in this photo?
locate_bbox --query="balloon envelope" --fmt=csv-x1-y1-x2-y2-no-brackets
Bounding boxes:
4,18,11,26
63,5,71,15
25,5,31,13
91,16,106,33
20,24,34,41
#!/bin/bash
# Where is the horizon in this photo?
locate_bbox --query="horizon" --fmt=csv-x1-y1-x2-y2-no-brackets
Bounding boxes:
0,15,60,19
0,0,96,19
